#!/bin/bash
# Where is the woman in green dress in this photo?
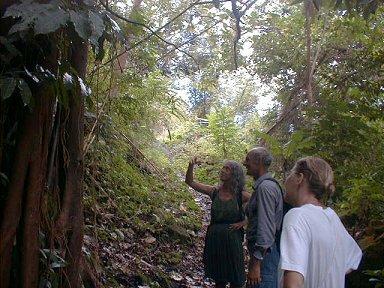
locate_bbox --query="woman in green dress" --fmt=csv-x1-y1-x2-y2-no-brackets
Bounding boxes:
185,157,250,288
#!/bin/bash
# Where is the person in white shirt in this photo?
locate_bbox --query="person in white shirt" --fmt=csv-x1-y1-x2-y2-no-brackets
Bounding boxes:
279,156,362,288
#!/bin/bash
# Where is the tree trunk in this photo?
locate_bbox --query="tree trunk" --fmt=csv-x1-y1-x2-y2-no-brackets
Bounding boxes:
63,36,88,288
0,29,59,287
21,93,54,288
0,1,88,286
0,106,35,287
110,0,143,98
304,0,314,105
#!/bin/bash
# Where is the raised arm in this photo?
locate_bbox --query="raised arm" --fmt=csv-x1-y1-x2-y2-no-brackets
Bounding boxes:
185,157,215,197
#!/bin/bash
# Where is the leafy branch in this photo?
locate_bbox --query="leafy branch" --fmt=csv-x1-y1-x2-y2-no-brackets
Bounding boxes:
96,0,208,69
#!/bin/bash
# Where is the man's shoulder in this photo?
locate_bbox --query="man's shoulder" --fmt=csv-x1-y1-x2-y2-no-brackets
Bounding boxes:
258,177,281,191
256,179,282,201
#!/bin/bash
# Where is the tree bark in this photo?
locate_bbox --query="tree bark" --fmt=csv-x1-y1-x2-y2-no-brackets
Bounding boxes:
110,0,143,98
21,93,54,287
62,36,88,288
0,108,35,287
1,0,90,286
305,0,314,105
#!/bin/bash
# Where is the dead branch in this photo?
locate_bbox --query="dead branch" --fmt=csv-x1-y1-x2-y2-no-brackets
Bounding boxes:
119,132,168,181
155,18,224,68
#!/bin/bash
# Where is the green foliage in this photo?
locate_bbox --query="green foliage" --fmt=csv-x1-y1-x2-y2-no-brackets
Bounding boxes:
293,0,384,15
3,0,384,283
306,89,384,222
4,0,106,50
0,35,21,63
39,235,68,287
188,86,212,118
247,5,306,89
207,107,245,159
340,178,384,221
364,269,384,287
0,77,17,100
194,161,221,187
5,0,68,35
253,129,315,176
114,71,185,134
17,78,32,106
243,2,384,225
84,125,202,239
1,0,124,111
3,1,121,68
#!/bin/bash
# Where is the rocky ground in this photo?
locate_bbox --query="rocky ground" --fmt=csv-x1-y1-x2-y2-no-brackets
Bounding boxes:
96,188,216,287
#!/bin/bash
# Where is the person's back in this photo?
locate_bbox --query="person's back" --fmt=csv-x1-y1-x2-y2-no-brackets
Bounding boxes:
280,204,362,287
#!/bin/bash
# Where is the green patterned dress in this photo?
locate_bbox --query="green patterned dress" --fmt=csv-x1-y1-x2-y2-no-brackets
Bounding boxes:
203,190,246,286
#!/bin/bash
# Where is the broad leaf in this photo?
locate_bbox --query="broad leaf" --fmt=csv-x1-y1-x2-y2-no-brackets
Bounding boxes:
8,20,32,35
17,78,32,106
6,2,46,33
0,77,17,100
106,13,125,43
0,36,21,58
24,67,40,83
69,10,91,40
5,0,68,35
253,130,282,155
33,6,68,35
284,130,314,157
89,11,105,49
0,172,9,185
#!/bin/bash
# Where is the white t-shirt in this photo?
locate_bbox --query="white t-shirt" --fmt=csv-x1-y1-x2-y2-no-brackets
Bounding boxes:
279,204,362,288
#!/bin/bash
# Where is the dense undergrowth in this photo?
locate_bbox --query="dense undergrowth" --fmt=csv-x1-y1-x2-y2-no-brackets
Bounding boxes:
83,118,204,286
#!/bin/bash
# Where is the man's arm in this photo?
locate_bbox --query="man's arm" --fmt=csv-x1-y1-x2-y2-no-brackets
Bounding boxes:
247,256,262,286
247,183,280,286
254,183,279,255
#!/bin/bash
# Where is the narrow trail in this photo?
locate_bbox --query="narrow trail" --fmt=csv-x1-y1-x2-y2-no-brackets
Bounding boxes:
97,187,216,287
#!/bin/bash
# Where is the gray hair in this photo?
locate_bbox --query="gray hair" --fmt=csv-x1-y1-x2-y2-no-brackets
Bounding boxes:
251,147,273,167
224,160,245,195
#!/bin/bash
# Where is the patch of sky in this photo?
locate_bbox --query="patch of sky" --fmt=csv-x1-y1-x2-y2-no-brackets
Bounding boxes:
172,77,192,104
173,68,276,116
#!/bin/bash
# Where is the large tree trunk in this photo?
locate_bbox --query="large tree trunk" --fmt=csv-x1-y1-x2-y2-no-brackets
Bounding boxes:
0,40,57,286
0,105,36,287
21,93,54,288
0,1,88,286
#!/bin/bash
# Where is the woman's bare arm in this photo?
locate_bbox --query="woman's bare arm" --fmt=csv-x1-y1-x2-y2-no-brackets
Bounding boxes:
185,157,215,197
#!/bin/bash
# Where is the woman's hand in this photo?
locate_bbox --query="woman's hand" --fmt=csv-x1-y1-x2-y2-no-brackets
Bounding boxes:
229,219,248,230
185,156,215,197
189,156,201,166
